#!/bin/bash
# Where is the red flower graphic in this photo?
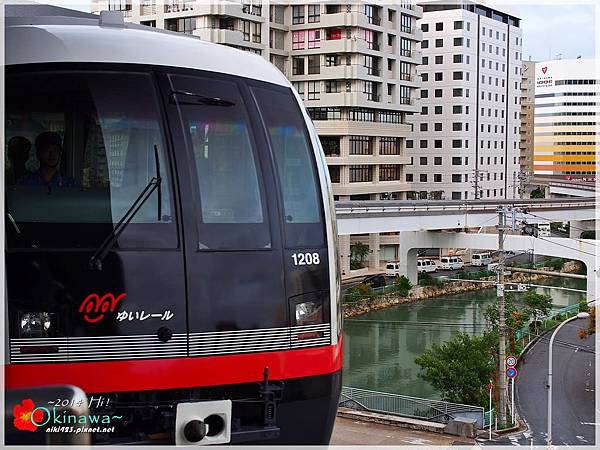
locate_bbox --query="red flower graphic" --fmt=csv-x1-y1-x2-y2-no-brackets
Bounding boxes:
13,399,43,432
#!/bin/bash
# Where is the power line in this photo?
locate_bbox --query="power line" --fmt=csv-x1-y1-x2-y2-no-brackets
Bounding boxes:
534,234,597,258
520,211,599,248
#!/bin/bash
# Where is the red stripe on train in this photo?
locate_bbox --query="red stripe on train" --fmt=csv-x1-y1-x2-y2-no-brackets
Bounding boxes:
5,338,343,393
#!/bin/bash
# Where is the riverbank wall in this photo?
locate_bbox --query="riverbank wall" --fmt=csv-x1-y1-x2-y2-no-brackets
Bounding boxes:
343,261,583,318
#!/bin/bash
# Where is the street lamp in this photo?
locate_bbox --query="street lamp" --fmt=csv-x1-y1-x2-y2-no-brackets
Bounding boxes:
547,311,590,448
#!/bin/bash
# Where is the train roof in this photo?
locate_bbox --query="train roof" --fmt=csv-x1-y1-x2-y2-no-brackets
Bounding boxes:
5,6,289,87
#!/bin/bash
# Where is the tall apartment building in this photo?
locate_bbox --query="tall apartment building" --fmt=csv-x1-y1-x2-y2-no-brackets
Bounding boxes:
519,59,535,177
533,58,598,181
91,1,423,272
406,0,522,200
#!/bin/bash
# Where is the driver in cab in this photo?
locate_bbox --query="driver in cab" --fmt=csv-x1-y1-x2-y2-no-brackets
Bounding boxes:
18,131,78,187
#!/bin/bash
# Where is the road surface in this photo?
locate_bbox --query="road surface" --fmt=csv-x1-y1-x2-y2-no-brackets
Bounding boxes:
477,321,595,446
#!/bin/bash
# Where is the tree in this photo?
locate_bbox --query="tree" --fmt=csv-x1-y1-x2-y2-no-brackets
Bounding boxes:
350,242,369,269
415,332,497,407
522,291,552,333
578,307,596,339
394,275,412,297
484,294,527,353
530,186,545,198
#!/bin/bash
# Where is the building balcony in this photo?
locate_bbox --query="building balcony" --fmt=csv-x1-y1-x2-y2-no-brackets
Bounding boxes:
140,4,157,16
319,37,382,55
313,119,411,138
194,28,263,50
326,155,410,166
318,11,382,30
333,180,410,197
191,2,266,21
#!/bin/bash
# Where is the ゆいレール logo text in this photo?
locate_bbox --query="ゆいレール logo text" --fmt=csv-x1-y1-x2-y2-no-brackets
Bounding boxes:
13,399,122,433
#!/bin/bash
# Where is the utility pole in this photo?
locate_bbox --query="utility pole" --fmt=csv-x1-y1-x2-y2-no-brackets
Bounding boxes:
497,207,508,426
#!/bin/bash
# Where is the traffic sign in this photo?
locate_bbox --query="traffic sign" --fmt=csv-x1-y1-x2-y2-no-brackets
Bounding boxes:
506,367,518,379
506,356,517,367
487,382,493,391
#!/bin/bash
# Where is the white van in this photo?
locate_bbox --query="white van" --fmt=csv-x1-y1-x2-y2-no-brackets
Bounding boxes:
471,253,492,266
386,261,401,276
440,256,464,270
417,259,438,273
537,223,551,237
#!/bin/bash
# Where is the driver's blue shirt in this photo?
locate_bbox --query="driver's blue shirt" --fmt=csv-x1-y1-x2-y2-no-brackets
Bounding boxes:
18,171,78,187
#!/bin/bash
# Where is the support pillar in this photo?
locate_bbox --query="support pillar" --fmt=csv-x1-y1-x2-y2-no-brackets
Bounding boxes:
398,232,418,285
368,233,381,270
338,234,351,275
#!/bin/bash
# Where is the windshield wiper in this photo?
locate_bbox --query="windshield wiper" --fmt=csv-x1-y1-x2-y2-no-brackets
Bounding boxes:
170,89,235,107
88,145,162,271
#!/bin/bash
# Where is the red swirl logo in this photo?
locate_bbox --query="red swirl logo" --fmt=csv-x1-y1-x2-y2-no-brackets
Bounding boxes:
79,293,126,323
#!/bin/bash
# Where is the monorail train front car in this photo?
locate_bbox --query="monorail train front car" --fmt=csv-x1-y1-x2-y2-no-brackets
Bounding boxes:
4,12,342,445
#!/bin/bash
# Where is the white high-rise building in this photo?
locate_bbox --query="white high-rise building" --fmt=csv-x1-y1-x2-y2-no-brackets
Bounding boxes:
406,0,522,200
91,0,423,272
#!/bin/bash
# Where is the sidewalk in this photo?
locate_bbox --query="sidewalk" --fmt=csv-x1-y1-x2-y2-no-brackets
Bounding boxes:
330,416,476,446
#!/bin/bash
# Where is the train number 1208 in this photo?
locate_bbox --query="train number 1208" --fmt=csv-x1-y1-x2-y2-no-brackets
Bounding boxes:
291,252,321,266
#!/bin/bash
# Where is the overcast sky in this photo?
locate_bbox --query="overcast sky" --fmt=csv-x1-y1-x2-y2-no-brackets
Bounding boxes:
41,1,598,62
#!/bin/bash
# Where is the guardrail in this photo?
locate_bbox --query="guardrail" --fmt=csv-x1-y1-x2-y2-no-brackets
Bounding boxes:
335,197,598,216
339,386,485,427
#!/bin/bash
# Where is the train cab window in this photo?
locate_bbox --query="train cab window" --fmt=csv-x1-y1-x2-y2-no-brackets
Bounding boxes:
251,85,325,248
169,74,270,250
5,70,175,250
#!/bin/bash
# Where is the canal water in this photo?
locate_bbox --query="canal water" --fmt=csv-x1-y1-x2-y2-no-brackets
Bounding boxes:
342,276,586,399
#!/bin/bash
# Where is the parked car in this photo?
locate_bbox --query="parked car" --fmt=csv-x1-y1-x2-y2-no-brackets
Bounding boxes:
417,259,438,273
471,252,493,266
439,256,464,270
537,223,551,237
385,261,401,277
362,274,386,288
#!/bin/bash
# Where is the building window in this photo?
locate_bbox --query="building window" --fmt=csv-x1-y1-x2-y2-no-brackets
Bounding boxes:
420,174,428,182
307,81,320,100
292,31,305,50
452,122,462,131
434,123,442,131
421,89,428,99
400,38,411,56
349,136,372,155
435,38,443,47
320,136,341,156
434,157,442,165
453,88,463,97
434,105,442,114
349,108,375,122
435,72,443,81
379,164,401,181
434,139,442,148
454,20,463,29
308,4,320,23
349,165,373,182
421,23,429,32
400,62,411,81
325,80,340,93
454,37,463,46
166,16,196,34
308,29,321,48
421,40,429,49
434,174,442,182
453,71,463,80
292,5,305,24
453,54,463,63
292,57,305,75
452,105,463,114
435,22,443,31
420,156,428,165
422,56,429,65
421,73,429,82
325,54,341,66
420,123,428,132
328,166,340,183
308,54,320,74
406,173,414,182
435,55,443,64
434,89,442,97
452,192,461,200
400,13,412,33
452,139,462,148
379,137,401,155
292,81,305,100
421,106,428,115
252,22,261,43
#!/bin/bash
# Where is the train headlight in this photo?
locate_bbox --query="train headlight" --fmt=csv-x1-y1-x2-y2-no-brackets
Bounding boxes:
295,301,323,326
19,311,53,338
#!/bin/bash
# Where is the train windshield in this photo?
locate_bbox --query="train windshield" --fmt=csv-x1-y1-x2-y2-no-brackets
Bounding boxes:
5,70,176,250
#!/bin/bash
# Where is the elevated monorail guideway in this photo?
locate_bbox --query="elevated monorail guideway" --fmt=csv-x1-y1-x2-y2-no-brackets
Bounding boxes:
335,198,597,235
